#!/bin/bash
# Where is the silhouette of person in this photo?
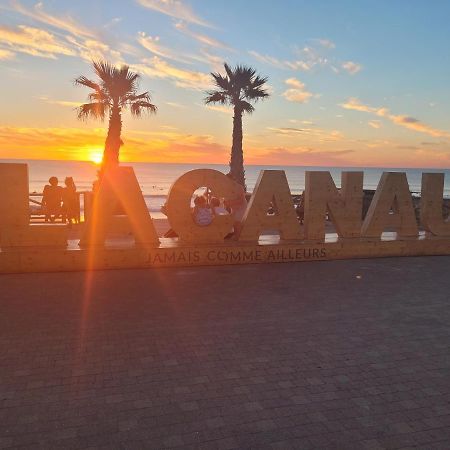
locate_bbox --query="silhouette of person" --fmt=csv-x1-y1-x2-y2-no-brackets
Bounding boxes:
42,176,63,222
62,177,80,225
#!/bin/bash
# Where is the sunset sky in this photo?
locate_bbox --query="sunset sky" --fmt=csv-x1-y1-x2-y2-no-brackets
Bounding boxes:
1,0,450,168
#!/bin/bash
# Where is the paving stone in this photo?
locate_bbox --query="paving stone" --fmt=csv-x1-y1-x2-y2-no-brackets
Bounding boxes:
1,257,450,448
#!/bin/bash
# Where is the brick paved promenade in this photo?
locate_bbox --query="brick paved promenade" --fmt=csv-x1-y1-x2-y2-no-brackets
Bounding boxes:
1,256,450,449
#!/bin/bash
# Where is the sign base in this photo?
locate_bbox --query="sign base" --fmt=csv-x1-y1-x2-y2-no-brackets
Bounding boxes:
0,233,449,274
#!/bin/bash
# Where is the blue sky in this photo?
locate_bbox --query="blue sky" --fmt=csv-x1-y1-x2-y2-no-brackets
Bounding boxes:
1,0,450,167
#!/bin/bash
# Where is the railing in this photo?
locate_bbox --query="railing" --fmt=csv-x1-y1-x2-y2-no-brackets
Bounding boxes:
29,191,93,223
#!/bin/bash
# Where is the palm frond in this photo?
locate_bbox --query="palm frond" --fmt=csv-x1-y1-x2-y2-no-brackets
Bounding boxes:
204,62,269,112
130,100,157,117
92,60,116,84
238,100,255,114
88,89,110,104
223,63,234,80
74,76,101,91
76,102,108,121
244,85,270,101
211,72,230,91
204,91,228,105
75,60,157,134
251,75,268,89
122,91,152,104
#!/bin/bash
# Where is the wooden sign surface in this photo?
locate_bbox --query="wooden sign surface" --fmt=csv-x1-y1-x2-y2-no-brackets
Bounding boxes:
0,163,449,274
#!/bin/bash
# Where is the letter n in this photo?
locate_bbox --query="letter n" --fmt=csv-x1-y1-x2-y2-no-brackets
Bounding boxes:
304,171,363,240
238,170,302,241
79,167,159,247
361,172,418,238
420,173,450,236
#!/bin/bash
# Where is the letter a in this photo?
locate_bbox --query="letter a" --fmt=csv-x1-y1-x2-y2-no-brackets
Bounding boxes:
238,170,303,241
361,172,418,238
79,167,159,247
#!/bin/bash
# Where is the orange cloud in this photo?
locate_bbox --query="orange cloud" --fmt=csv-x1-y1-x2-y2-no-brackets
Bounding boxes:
0,48,14,59
268,126,343,142
136,0,212,27
247,147,354,166
341,97,450,138
0,126,228,163
137,32,187,63
174,22,231,50
341,61,362,74
0,24,75,59
10,0,95,39
133,56,211,89
281,78,314,103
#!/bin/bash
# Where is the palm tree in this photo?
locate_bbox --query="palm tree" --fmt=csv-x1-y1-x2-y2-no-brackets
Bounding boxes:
205,63,269,190
75,60,157,170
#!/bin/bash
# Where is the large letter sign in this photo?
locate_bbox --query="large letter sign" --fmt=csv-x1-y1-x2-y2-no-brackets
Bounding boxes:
361,172,418,238
1,162,450,273
420,173,450,237
165,169,241,243
238,170,303,241
80,167,159,247
304,171,363,240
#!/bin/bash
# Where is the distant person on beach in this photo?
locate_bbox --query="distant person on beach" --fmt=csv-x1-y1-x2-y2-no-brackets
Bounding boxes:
62,177,80,225
225,174,247,237
210,197,228,216
193,195,213,226
42,176,63,222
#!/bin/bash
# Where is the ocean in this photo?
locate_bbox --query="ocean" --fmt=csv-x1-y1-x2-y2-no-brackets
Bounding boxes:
3,159,450,219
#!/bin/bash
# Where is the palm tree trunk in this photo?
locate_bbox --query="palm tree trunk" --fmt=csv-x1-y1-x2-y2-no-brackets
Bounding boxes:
102,104,122,171
230,106,246,191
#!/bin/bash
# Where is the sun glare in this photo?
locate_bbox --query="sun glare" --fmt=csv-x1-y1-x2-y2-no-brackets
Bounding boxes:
89,150,103,165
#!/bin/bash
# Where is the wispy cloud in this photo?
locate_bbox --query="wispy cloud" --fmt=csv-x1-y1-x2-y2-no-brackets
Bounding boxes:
314,38,336,49
268,126,344,142
249,39,361,77
6,1,127,63
136,0,212,27
133,56,211,90
203,104,232,115
368,120,382,129
38,96,81,107
165,101,186,108
281,78,314,103
65,35,123,64
10,0,95,39
247,50,286,69
137,32,188,62
249,146,354,166
0,25,76,59
0,48,15,59
174,22,230,50
341,97,450,138
341,61,362,75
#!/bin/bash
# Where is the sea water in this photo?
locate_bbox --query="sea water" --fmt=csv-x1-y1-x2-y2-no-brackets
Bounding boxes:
3,159,450,219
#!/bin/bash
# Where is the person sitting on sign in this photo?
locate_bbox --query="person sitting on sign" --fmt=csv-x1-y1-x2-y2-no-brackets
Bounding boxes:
42,176,63,223
210,196,228,216
193,195,213,226
62,177,80,225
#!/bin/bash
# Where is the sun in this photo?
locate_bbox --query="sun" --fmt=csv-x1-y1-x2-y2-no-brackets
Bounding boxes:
88,150,103,165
